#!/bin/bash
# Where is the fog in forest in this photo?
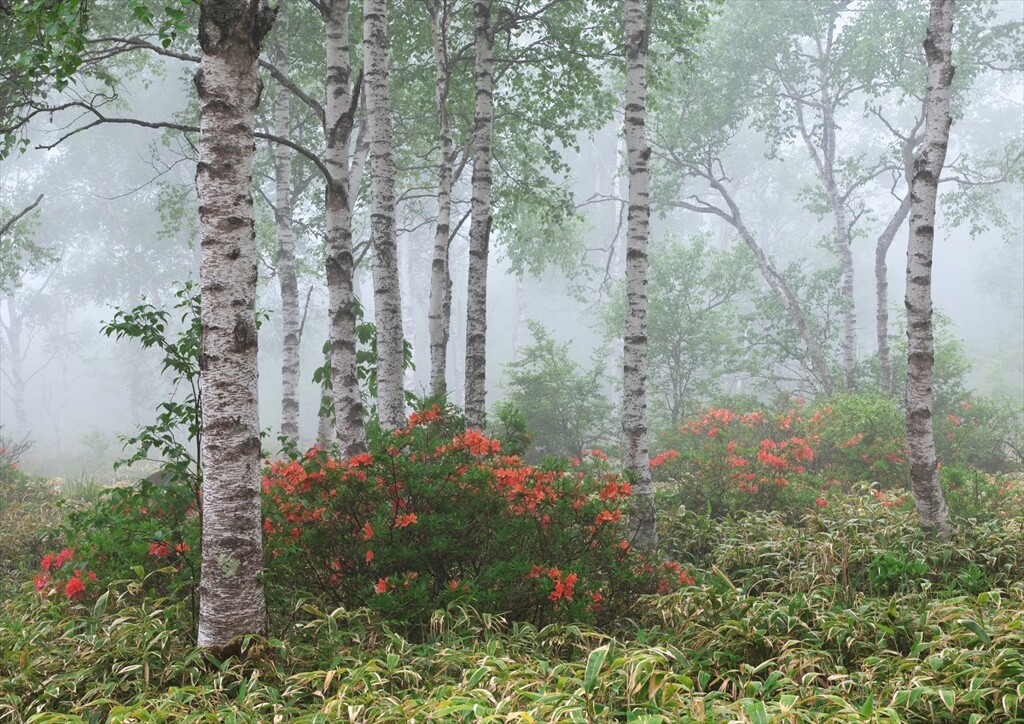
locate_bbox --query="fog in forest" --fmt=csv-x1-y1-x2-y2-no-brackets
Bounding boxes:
1,0,1021,481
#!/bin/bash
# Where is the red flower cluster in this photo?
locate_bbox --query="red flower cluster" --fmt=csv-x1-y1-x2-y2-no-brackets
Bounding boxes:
35,548,98,601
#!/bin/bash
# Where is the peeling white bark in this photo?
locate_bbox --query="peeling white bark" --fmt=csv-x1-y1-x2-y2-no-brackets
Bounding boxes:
464,0,494,430
428,0,455,399
905,0,954,537
195,0,274,652
623,0,656,551
274,39,301,442
364,0,407,429
322,0,366,455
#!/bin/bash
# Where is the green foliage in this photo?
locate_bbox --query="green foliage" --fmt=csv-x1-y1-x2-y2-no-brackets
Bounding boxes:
603,235,757,427
100,282,202,492
0,200,56,294
312,297,416,423
810,393,910,487
491,400,532,458
935,396,1024,474
3,484,1023,720
263,403,687,629
501,322,617,461
743,264,846,396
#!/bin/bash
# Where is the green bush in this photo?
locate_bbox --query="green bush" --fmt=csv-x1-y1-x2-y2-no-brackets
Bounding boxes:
262,402,692,628
501,322,617,461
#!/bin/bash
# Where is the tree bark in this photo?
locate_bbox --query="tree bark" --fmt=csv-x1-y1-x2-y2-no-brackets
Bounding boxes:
364,0,406,430
623,0,656,551
0,293,29,435
322,0,366,455
464,0,494,430
194,0,275,652
428,0,455,399
876,193,911,394
905,0,954,537
273,38,301,442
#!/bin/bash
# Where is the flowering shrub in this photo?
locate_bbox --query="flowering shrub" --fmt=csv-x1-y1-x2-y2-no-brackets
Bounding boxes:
33,548,100,601
934,396,1024,473
652,405,820,516
37,470,200,608
808,394,909,487
262,403,692,626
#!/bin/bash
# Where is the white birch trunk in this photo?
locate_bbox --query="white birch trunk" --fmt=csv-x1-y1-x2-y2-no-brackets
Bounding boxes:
194,0,274,652
464,0,494,430
623,0,656,550
428,0,455,398
364,0,406,429
274,39,301,442
905,0,954,537
876,193,911,394
399,243,416,392
0,293,30,435
323,0,365,455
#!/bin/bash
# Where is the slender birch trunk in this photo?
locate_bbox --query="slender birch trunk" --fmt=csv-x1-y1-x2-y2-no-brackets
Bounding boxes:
364,0,406,430
323,0,366,455
428,0,455,398
876,193,911,394
194,0,274,652
274,39,301,442
464,0,494,430
877,136,917,394
905,0,954,537
0,293,29,435
623,0,656,551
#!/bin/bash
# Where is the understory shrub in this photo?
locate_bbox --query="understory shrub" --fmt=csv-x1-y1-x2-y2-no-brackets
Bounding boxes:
262,403,692,627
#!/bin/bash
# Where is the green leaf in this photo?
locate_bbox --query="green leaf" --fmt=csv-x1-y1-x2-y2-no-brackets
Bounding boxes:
92,590,109,619
583,645,609,694
742,700,768,724
959,618,991,646
938,689,955,711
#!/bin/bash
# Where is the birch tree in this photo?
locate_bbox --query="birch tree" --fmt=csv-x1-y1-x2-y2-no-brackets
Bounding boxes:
905,0,955,536
322,0,369,453
364,0,407,430
194,0,275,652
272,37,302,442
426,0,457,398
463,0,494,430
622,0,655,550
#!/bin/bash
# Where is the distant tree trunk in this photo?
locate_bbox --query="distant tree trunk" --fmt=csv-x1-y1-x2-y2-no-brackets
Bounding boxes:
905,0,954,537
676,177,837,396
877,135,918,395
428,0,454,398
194,0,275,653
364,0,406,429
322,0,365,455
274,39,301,442
622,0,656,551
399,244,417,392
0,293,29,435
798,22,857,391
875,193,912,394
464,0,494,430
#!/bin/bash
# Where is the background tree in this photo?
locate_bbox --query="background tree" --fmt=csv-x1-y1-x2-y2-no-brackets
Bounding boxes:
364,0,407,430
502,323,617,461
604,236,756,428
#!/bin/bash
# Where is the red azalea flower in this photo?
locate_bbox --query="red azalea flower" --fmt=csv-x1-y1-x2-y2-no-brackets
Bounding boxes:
64,577,85,600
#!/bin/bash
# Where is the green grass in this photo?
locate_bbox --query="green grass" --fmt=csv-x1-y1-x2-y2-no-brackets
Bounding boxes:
1,478,1022,722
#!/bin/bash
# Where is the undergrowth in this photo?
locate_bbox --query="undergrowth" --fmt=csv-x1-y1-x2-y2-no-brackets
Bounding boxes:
2,481,1022,722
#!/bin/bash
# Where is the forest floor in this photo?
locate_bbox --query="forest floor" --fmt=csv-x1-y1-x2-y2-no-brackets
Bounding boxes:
1,473,1022,722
